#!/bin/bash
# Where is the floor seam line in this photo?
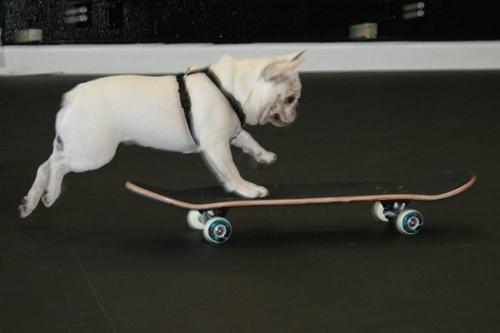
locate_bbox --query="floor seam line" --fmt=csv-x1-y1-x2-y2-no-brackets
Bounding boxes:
54,213,117,333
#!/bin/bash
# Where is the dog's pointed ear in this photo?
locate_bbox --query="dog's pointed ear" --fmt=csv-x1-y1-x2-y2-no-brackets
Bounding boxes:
280,49,306,61
262,52,305,82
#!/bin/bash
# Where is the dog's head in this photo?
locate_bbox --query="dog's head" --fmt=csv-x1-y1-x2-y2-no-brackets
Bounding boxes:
250,51,305,127
212,50,305,127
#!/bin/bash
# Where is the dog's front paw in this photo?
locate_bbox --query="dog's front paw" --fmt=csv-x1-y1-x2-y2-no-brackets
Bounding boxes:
234,182,269,198
256,151,277,165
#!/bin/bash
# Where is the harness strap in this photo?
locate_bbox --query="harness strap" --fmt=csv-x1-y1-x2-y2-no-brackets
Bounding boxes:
176,67,246,146
176,73,198,145
202,68,246,127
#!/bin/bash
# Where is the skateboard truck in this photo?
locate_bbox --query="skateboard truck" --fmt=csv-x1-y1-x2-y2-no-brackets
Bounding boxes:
377,200,410,221
187,208,233,244
372,200,424,236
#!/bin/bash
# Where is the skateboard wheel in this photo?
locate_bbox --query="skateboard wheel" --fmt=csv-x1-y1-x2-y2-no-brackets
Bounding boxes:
203,217,232,244
395,209,424,236
372,201,389,222
187,210,205,230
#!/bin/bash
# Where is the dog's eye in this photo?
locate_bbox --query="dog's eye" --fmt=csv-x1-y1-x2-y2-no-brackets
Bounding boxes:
285,95,296,104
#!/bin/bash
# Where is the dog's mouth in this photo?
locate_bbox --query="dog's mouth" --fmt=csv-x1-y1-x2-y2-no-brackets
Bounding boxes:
269,113,292,127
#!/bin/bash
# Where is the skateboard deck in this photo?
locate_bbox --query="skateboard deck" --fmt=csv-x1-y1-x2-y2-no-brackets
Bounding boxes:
126,170,476,244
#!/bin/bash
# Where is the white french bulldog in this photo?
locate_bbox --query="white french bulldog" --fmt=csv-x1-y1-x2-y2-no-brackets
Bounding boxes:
19,50,305,218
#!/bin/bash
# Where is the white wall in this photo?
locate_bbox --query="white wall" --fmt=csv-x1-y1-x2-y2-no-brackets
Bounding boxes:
1,41,500,75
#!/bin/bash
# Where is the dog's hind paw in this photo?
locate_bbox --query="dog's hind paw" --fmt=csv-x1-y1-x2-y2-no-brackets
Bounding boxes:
18,197,33,218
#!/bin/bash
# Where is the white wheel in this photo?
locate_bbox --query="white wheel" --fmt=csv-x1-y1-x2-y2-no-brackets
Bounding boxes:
186,210,205,230
395,209,424,236
203,217,232,244
372,201,389,222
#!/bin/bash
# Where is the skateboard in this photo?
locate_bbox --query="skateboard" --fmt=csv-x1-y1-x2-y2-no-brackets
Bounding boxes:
125,170,476,244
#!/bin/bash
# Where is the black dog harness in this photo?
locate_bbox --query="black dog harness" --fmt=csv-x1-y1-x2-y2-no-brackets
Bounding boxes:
176,68,246,146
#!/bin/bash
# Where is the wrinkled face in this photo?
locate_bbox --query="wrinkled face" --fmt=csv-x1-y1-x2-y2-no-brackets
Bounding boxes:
258,73,302,127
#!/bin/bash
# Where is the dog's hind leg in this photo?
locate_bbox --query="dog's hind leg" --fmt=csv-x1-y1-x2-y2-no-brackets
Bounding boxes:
19,135,69,217
19,158,51,218
41,140,69,208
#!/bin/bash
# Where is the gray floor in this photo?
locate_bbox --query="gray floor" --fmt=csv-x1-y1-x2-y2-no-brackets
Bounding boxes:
1,72,499,332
